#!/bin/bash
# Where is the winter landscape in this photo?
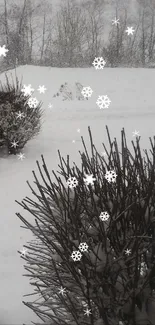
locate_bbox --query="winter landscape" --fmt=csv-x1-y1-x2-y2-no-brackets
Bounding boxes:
0,64,155,324
1,0,155,324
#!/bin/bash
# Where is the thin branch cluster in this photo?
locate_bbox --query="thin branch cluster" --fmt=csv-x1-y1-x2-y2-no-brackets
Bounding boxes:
16,126,155,325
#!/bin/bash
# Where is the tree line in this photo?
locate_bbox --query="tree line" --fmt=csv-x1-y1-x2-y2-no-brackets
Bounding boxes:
0,0,155,70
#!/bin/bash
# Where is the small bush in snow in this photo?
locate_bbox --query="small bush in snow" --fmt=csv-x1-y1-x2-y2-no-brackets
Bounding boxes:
0,74,43,155
53,82,86,101
16,126,155,325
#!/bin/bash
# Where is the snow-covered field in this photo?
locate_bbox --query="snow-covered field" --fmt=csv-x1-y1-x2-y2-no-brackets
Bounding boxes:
0,65,155,324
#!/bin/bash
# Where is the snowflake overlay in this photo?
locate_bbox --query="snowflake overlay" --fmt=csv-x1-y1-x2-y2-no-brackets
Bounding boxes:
27,97,39,108
16,111,25,119
58,286,67,295
11,140,19,148
0,45,9,57
101,151,107,157
132,130,140,137
112,18,120,25
21,84,34,96
99,211,110,221
124,248,131,255
48,103,53,109
37,85,47,93
104,170,117,183
96,95,111,109
78,242,89,252
83,174,96,186
67,176,78,188
17,153,25,160
125,26,135,35
71,250,82,262
81,86,93,99
92,57,106,69
20,247,27,257
84,308,92,316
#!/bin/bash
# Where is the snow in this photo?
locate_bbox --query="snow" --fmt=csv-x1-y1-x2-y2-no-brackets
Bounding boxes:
0,64,154,324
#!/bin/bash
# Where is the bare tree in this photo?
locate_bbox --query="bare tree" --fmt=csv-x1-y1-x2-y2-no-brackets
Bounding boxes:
40,12,46,63
146,1,155,62
81,0,105,63
3,0,9,47
52,0,87,67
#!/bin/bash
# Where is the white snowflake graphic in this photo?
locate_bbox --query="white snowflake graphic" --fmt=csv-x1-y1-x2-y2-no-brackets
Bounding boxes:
16,111,25,119
20,247,27,257
83,173,96,186
124,248,131,255
72,140,75,143
101,151,107,157
0,45,9,57
27,97,39,108
112,18,120,25
81,86,93,99
48,103,53,109
92,57,106,70
67,176,78,188
104,170,117,183
96,95,111,109
71,250,82,262
99,211,110,221
17,153,25,161
77,128,80,133
84,308,92,316
37,85,47,94
11,140,19,148
78,242,89,252
132,130,140,137
125,26,135,35
58,286,67,295
21,84,34,96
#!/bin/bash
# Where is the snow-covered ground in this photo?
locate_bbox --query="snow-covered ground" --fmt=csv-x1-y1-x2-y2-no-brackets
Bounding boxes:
0,65,155,324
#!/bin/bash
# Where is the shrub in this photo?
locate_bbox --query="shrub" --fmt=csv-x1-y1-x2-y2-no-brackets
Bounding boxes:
53,82,87,101
16,126,155,325
0,74,43,155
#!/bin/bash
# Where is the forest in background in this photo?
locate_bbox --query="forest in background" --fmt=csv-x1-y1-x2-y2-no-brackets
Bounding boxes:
0,0,155,71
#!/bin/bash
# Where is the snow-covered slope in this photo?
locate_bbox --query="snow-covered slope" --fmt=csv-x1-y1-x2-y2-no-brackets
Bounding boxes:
0,65,154,324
